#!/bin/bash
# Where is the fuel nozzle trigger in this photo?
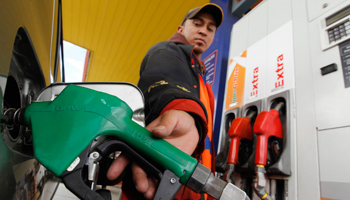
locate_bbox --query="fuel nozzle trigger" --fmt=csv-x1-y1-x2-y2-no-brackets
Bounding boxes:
88,151,101,191
61,137,183,200
61,144,106,200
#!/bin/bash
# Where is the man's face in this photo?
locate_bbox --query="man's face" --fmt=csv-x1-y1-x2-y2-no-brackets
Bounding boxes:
178,12,216,57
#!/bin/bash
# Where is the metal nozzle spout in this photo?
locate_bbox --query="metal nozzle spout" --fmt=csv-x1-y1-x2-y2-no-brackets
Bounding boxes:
246,110,257,120
272,102,284,112
132,108,144,122
3,107,26,126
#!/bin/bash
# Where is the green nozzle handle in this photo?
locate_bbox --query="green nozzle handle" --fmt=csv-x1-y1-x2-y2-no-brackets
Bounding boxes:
24,85,197,185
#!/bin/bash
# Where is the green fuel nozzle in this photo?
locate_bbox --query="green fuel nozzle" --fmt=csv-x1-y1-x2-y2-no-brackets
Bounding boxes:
24,84,196,184
20,85,249,200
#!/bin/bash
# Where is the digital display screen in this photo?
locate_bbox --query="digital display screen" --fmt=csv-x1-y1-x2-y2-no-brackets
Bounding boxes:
326,4,350,26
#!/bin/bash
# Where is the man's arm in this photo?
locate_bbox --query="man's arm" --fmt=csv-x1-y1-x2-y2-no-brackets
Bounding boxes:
107,44,208,199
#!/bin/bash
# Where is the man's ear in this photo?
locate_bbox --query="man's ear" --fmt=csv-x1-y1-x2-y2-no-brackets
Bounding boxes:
177,25,183,33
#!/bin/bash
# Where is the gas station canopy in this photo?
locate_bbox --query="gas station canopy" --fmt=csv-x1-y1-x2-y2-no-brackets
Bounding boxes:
62,0,209,85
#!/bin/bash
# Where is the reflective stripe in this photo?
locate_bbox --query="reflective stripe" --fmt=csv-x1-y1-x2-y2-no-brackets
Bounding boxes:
198,74,213,170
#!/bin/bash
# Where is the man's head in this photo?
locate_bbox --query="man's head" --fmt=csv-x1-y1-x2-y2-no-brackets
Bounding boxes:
178,3,223,57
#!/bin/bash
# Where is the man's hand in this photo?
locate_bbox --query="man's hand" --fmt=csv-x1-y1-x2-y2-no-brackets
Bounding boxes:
107,110,199,199
147,109,200,155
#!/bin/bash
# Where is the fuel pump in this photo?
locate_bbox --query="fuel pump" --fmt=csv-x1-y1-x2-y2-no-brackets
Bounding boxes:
252,102,284,199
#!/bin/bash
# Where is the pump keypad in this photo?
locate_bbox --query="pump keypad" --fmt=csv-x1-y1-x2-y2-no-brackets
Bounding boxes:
328,21,350,43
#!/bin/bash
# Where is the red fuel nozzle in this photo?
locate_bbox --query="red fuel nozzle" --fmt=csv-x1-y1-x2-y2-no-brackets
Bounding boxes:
223,114,255,183
253,106,283,166
227,116,254,165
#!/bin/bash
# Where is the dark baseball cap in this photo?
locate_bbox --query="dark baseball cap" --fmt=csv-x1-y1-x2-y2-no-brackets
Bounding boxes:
181,3,224,28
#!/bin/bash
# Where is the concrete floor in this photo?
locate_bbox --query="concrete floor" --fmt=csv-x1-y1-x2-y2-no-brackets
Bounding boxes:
41,181,122,200
52,183,122,200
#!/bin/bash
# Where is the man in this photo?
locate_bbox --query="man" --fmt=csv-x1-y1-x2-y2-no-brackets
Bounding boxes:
107,3,223,199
